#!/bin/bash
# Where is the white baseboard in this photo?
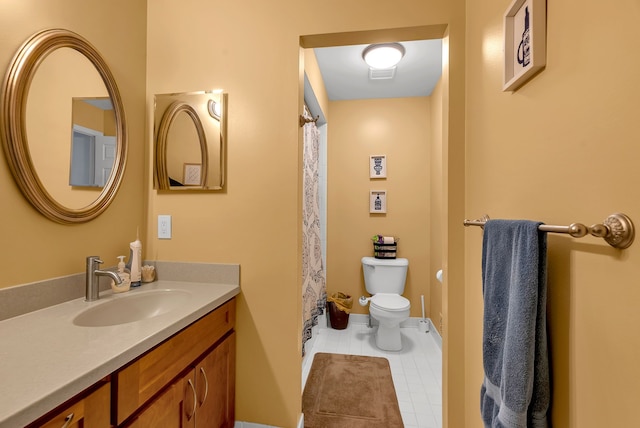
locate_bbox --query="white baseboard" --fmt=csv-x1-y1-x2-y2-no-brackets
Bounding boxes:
344,314,431,328
430,320,442,349
234,422,280,428
233,415,301,428
324,314,443,349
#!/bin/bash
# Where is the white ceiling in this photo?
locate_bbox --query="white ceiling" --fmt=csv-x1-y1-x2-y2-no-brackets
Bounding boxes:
81,98,113,110
313,39,443,102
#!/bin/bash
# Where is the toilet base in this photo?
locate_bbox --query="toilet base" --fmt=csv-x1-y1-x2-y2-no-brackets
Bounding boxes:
375,324,402,351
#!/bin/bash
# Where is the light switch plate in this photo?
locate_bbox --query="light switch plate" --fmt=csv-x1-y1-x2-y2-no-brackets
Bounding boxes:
158,215,172,239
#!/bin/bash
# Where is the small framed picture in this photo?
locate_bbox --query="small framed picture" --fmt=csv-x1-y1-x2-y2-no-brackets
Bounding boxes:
369,190,387,214
369,155,387,178
183,163,202,186
503,0,546,91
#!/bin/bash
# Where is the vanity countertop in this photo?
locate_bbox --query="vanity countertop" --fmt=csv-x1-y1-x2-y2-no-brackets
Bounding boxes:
0,280,240,428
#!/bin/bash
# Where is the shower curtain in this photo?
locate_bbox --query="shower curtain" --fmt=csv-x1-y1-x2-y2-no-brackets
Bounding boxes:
301,108,326,357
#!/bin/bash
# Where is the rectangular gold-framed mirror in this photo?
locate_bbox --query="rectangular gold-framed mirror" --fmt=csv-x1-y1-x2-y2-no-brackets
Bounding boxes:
153,90,227,191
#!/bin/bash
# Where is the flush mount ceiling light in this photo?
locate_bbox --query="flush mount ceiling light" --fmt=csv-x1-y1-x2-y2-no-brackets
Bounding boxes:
362,43,406,69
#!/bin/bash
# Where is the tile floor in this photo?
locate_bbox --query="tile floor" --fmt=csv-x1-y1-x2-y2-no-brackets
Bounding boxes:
302,319,443,428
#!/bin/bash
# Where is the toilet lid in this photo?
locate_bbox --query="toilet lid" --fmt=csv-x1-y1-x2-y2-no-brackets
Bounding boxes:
370,294,410,311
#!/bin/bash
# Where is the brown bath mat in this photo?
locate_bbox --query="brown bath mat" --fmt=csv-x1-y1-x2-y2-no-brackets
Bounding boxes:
303,353,403,427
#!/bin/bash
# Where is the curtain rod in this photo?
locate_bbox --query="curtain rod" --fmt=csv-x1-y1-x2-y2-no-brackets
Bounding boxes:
463,213,635,249
299,114,319,127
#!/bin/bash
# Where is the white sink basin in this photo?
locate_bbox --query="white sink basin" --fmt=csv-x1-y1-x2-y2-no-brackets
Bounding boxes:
73,289,191,327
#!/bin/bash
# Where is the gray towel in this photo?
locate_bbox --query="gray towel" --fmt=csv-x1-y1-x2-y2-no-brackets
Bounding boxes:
480,220,550,428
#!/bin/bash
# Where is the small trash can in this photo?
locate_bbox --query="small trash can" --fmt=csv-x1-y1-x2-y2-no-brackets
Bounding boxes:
327,292,353,330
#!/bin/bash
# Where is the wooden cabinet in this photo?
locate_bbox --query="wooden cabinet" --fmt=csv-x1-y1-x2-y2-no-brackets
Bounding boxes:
27,381,110,428
26,298,236,428
116,299,236,427
125,332,236,428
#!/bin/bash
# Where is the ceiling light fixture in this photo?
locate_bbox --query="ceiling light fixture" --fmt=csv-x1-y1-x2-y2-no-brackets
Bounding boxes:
362,43,406,69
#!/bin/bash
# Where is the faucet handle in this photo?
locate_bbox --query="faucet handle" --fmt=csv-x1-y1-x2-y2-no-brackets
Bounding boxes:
86,256,103,266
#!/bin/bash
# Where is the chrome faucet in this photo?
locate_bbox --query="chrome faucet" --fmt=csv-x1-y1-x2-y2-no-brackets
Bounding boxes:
85,256,122,302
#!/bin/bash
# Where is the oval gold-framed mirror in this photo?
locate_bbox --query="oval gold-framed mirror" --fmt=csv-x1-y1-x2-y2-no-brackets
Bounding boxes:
0,28,127,224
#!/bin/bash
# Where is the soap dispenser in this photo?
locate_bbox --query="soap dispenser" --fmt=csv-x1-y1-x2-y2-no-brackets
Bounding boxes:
111,256,131,293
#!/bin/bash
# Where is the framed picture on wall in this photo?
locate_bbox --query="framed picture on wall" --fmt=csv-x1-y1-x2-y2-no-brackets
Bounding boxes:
369,155,387,178
503,0,546,91
369,190,387,214
183,163,202,186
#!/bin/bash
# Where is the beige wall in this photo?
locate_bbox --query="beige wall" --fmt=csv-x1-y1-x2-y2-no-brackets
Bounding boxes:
25,48,114,208
147,1,465,426
10,0,633,425
306,43,445,332
0,1,466,427
326,97,431,318
429,78,444,333
303,49,329,123
165,114,204,185
0,0,146,287
440,28,467,428
465,0,640,426
71,100,116,136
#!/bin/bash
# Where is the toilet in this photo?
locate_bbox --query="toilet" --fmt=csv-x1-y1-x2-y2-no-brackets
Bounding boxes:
360,256,410,351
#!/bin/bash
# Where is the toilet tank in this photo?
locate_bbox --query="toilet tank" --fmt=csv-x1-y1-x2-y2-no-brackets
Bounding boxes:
361,257,409,295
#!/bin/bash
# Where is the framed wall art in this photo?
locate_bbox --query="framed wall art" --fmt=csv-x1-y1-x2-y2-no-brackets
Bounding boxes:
183,163,202,186
503,0,546,91
370,190,387,214
369,155,387,178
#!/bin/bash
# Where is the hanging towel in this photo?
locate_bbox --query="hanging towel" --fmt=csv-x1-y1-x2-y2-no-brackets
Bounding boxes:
480,220,550,428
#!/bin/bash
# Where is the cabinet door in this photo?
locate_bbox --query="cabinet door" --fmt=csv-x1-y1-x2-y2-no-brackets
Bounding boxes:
126,369,197,428
115,299,235,425
32,381,110,428
195,332,236,428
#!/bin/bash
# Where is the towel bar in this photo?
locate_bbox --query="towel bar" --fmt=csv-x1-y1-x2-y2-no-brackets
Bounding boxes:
463,213,635,249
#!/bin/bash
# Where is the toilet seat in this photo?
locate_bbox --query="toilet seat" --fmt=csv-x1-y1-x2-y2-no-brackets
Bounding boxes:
370,293,410,312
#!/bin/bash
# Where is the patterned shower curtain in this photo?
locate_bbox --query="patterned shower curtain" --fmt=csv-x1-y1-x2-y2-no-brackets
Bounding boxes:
301,108,326,357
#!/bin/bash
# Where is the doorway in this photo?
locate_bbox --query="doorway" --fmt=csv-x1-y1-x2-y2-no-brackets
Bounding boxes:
300,24,451,426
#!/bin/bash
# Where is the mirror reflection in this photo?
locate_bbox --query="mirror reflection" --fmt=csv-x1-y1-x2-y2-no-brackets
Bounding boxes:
26,47,112,207
70,98,116,188
1,28,127,224
154,91,226,191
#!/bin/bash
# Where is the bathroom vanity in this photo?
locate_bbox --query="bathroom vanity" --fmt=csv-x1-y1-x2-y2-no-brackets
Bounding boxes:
0,279,239,427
